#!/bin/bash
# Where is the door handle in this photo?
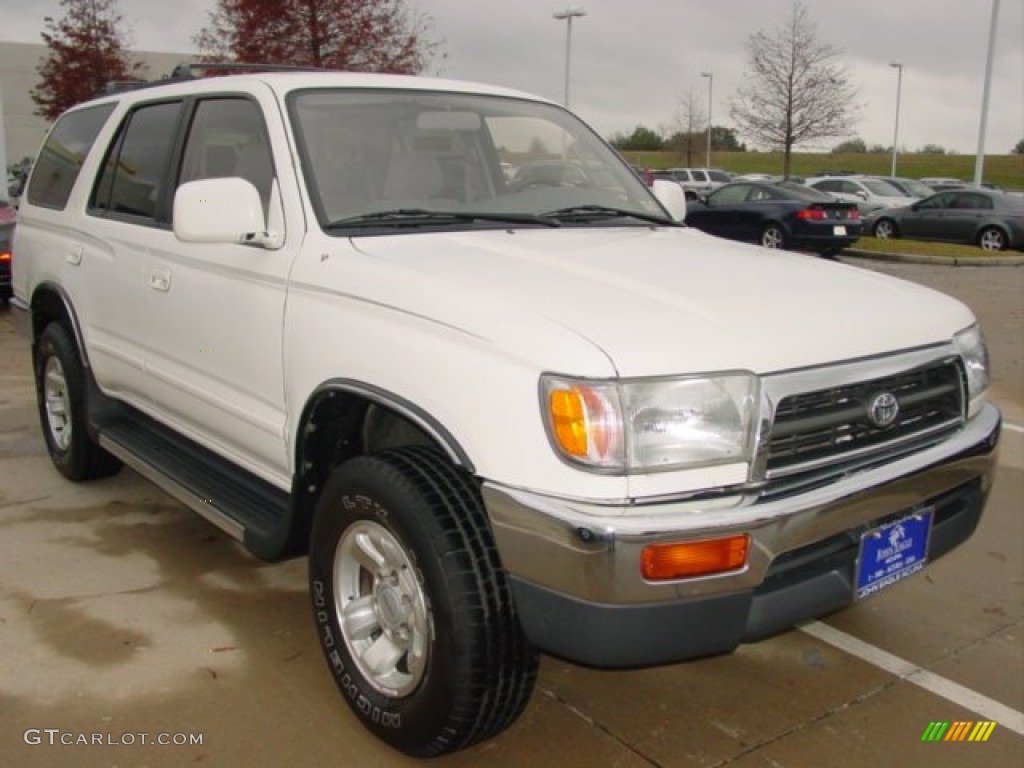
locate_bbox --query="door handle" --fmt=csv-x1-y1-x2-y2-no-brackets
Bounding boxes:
65,246,83,266
149,267,172,291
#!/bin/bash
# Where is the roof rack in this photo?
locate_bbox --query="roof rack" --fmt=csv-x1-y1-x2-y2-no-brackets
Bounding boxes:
168,61,328,79
99,61,329,97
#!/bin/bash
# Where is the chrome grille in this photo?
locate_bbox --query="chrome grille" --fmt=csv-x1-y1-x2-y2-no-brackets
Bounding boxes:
766,360,963,478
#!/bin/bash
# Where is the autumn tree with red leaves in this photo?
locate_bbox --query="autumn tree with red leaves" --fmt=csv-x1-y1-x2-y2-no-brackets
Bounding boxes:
32,0,143,121
195,0,442,73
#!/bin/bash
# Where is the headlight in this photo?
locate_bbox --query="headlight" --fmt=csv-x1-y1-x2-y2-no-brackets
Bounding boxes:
541,373,759,473
954,324,990,418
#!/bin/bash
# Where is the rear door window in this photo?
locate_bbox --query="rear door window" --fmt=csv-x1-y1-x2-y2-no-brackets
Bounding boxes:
91,100,184,223
27,103,115,210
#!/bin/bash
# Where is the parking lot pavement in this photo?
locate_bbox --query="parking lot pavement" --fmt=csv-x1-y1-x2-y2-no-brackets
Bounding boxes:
1,261,1022,767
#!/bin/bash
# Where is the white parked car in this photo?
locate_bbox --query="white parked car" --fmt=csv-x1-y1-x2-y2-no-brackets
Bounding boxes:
11,69,1000,756
806,175,916,215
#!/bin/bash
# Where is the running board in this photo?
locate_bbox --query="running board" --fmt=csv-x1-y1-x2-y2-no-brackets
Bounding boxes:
94,407,294,561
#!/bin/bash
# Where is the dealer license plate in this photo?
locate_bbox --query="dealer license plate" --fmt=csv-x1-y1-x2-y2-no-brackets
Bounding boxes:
833,225,847,235
855,510,932,600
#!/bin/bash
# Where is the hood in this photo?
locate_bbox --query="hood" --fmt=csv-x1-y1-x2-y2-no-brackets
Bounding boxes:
349,226,975,377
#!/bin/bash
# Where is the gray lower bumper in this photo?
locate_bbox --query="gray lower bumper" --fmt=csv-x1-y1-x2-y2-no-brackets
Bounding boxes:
483,404,1000,667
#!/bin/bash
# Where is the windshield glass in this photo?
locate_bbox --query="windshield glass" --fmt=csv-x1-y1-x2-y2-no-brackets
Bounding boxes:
862,179,905,196
897,179,935,197
288,89,665,232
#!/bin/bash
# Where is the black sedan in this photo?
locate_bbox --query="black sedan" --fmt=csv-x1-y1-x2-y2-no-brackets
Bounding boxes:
870,188,1024,251
685,181,862,257
0,201,14,303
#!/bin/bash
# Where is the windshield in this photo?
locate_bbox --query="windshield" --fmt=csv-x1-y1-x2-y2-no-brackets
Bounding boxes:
897,179,935,197
288,89,665,232
862,179,906,196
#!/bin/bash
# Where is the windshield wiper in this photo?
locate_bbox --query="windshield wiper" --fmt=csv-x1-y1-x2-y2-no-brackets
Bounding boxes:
326,208,560,229
540,205,678,227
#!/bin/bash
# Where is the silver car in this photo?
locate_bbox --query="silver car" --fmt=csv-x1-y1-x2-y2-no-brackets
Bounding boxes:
806,175,915,215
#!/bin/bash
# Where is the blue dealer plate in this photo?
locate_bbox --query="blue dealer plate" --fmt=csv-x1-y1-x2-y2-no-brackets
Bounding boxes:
855,510,933,600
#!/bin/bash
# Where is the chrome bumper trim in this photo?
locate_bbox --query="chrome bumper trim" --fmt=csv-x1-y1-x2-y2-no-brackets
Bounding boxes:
484,403,1000,605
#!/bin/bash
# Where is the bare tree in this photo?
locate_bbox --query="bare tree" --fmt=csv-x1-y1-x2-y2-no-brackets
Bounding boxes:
730,2,858,178
668,88,707,167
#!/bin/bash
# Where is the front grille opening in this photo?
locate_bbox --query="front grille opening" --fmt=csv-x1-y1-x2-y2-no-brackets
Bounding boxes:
766,361,963,478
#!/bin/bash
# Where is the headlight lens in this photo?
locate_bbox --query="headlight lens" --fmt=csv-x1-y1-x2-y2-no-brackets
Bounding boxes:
541,373,759,473
954,324,990,417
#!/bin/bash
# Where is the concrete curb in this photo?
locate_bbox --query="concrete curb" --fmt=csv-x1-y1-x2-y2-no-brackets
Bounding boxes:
841,248,1024,267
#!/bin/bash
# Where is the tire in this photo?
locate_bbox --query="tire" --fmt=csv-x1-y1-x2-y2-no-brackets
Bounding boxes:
34,323,122,481
309,446,538,757
760,224,785,249
873,218,898,239
977,226,1007,251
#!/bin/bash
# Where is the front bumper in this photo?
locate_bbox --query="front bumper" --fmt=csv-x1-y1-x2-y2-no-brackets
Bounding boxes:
483,403,1000,667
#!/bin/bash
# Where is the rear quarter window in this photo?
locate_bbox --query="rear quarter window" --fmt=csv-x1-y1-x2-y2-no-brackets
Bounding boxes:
27,103,116,210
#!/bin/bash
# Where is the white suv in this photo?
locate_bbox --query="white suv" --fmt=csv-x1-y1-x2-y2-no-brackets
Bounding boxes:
10,70,1000,756
665,167,731,194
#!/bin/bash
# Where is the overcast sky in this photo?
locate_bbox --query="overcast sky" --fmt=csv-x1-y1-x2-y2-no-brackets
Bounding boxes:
2,0,1022,155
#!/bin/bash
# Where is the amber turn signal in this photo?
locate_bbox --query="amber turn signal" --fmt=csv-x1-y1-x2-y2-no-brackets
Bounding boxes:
641,535,750,580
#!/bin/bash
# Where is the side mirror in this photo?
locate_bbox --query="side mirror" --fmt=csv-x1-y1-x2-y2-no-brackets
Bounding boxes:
651,179,687,221
855,190,868,200
173,178,280,248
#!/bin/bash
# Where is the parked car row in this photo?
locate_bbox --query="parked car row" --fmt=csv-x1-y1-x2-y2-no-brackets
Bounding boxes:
668,170,1023,254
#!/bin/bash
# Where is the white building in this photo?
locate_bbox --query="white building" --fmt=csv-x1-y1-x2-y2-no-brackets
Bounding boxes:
1,41,196,166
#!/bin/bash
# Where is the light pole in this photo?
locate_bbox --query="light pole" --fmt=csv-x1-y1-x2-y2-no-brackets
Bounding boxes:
974,0,1000,185
701,71,713,167
889,62,903,176
553,8,586,107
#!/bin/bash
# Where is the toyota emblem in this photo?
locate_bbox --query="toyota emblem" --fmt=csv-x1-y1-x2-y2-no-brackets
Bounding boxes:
867,392,900,427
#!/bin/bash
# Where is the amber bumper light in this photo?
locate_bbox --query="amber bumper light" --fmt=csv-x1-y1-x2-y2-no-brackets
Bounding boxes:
641,535,750,580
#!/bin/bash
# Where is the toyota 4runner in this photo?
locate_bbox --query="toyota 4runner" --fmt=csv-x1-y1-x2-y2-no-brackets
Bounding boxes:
10,69,1000,756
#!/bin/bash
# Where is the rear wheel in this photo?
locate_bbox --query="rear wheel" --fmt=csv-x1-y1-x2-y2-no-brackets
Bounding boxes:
977,226,1007,251
873,218,898,239
309,446,538,757
34,323,121,481
760,224,785,249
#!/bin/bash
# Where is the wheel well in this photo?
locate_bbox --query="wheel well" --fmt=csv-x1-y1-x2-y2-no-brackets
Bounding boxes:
30,284,85,356
285,386,470,556
977,224,1007,243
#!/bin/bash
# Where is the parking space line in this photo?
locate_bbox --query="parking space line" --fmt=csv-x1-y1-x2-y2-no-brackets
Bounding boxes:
1004,422,1024,434
801,621,1024,736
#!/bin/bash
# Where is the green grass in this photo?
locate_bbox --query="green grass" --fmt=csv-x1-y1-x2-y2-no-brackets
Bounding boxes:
624,150,1024,191
851,236,1022,259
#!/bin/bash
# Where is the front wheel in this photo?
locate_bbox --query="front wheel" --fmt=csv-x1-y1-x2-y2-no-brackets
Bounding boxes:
873,218,898,239
760,224,786,249
309,447,538,757
977,226,1007,251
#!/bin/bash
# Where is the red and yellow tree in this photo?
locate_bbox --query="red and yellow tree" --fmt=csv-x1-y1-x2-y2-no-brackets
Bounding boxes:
31,0,142,121
195,0,442,74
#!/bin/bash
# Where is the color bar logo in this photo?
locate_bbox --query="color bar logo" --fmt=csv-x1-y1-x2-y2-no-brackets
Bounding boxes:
921,721,997,742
